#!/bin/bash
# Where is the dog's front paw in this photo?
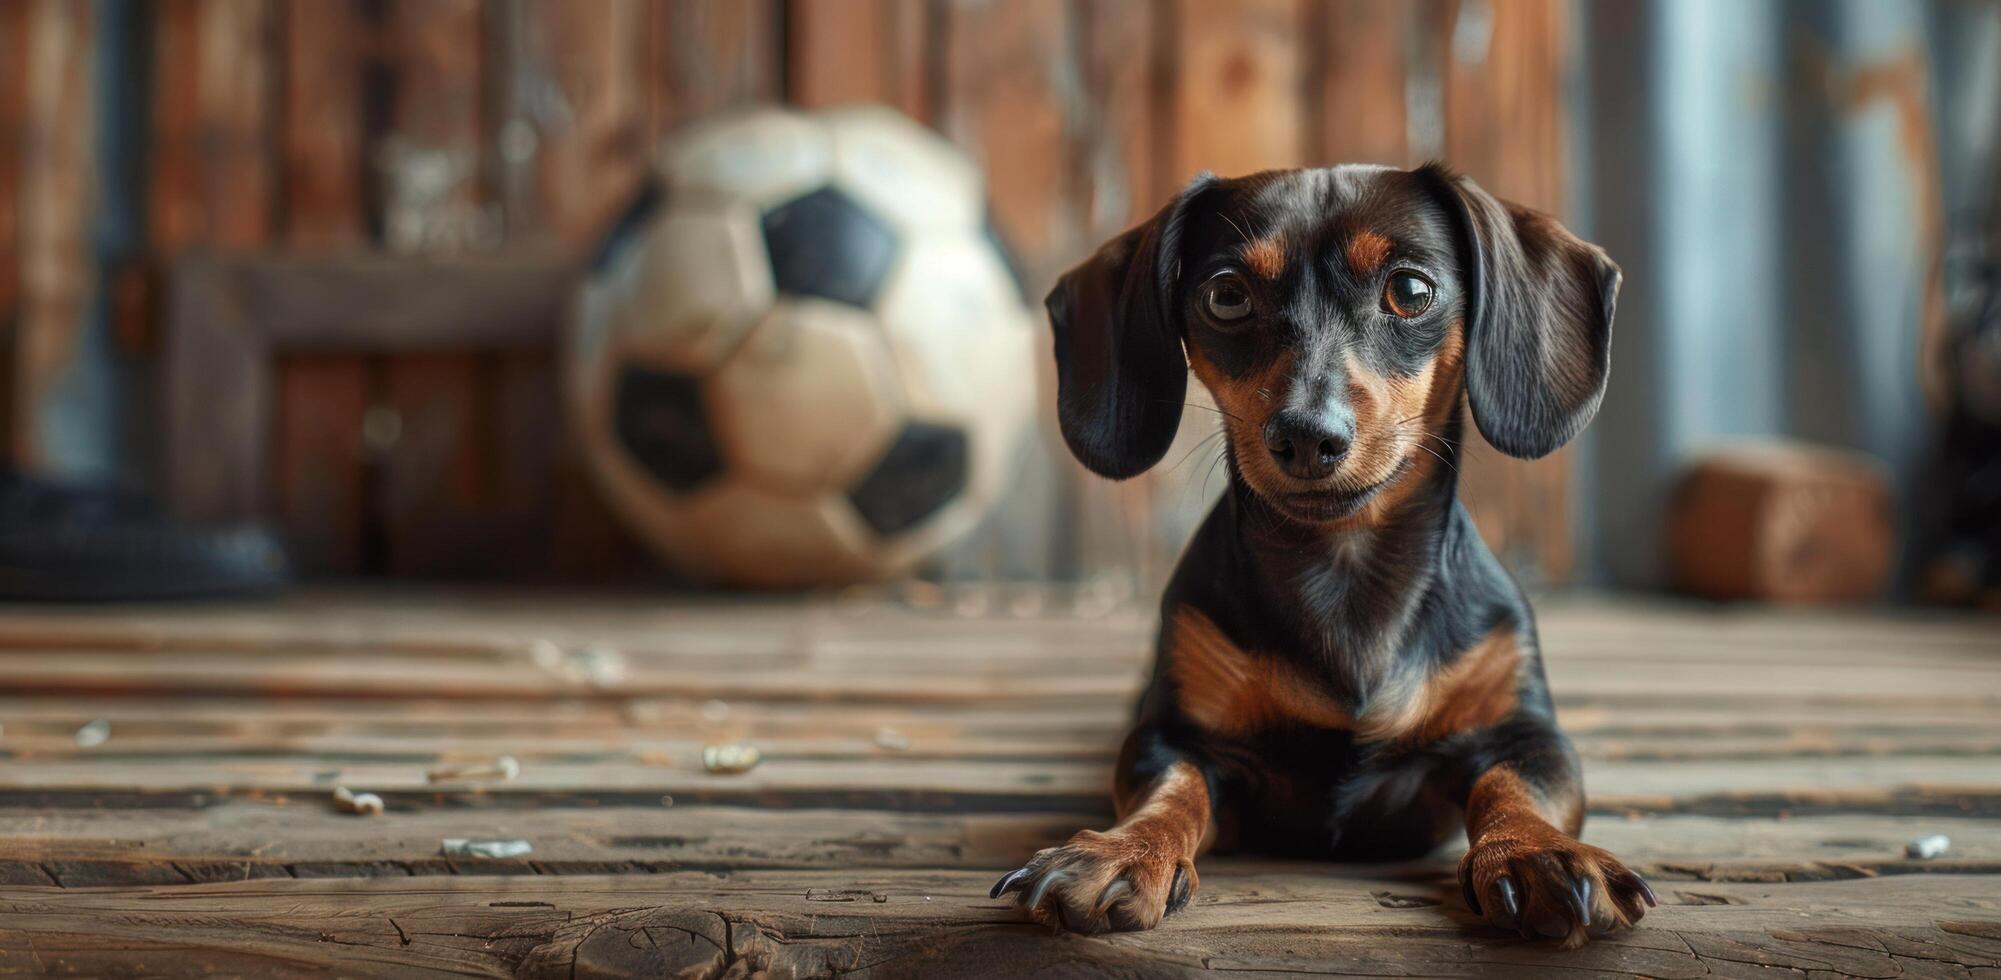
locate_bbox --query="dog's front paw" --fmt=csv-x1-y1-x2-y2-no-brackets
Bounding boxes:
1458,826,1655,947
990,829,1196,933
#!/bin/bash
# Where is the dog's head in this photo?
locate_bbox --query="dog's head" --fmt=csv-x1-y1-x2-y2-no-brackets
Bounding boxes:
1046,164,1619,525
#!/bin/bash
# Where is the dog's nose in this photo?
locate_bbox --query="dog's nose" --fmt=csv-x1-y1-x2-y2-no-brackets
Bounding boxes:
1263,410,1351,480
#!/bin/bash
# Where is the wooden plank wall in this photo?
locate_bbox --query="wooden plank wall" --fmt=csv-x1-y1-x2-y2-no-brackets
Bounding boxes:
2,0,1577,586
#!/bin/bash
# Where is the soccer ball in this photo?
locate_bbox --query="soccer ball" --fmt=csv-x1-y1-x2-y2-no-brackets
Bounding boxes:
566,106,1037,587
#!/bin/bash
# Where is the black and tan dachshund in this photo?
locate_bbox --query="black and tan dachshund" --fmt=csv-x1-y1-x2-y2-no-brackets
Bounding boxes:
992,163,1655,947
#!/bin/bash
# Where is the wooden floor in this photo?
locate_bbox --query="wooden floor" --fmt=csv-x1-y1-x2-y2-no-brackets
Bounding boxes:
0,589,1998,978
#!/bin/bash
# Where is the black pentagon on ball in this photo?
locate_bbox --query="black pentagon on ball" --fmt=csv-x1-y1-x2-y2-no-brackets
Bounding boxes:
613,365,724,493
761,186,899,308
849,421,969,536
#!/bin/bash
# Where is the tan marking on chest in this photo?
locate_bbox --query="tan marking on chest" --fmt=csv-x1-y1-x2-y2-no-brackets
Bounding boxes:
1169,611,1352,736
1358,626,1523,744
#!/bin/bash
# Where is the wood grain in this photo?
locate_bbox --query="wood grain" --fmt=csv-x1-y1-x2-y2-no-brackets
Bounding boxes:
12,0,96,468
281,0,367,249
651,0,783,136
1170,0,1308,181
1314,0,1417,166
272,356,372,574
786,0,931,119
0,594,1996,972
1,870,1996,978
517,0,650,245
0,2,27,460
151,0,278,252
1440,0,1576,585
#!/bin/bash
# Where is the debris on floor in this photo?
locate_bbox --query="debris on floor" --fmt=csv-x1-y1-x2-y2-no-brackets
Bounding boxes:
525,638,565,671
573,645,626,689
1906,834,1951,859
874,727,910,751
525,639,626,689
440,838,532,859
333,786,384,816
73,719,110,747
427,755,520,783
703,744,761,774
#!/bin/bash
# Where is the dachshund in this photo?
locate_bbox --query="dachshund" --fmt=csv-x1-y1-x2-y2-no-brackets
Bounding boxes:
991,163,1654,947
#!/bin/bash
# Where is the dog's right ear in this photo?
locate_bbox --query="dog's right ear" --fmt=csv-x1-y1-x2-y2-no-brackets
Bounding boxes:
1046,175,1214,480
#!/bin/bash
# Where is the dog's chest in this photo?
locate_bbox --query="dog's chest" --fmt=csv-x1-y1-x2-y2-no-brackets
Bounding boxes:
1166,609,1522,743
1167,609,1354,736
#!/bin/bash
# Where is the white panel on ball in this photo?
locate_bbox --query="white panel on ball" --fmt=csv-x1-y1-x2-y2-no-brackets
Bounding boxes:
824,106,984,234
624,202,772,372
680,482,881,588
662,109,834,211
708,299,904,496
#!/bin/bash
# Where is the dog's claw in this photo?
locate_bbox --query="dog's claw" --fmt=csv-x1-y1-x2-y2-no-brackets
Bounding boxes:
1090,878,1134,920
990,867,1032,900
1629,870,1657,907
1166,863,1194,914
1461,872,1482,915
1024,868,1066,914
1495,875,1520,919
1566,875,1593,926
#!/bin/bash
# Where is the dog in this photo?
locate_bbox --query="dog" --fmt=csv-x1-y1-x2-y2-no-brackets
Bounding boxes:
991,163,1654,947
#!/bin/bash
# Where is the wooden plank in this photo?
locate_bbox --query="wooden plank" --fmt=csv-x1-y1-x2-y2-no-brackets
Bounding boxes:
932,0,1089,582
7,718,1999,773
164,256,273,521
163,254,571,525
1,743,1997,817
380,0,487,254
0,1,27,462
189,254,572,350
273,1,372,575
8,800,2001,881
1313,0,1416,166
511,0,649,245
280,0,368,248
650,0,783,135
378,353,485,577
271,356,372,575
12,0,96,467
150,0,278,252
1439,0,1576,584
1169,0,1308,181
938,0,1073,282
1,871,1996,978
5,618,1997,703
785,0,930,120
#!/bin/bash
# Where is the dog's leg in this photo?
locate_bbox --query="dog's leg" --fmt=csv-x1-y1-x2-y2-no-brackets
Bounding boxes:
1456,729,1655,947
991,733,1213,933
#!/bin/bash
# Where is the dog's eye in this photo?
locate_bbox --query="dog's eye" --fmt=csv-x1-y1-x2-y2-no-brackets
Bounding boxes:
1382,271,1435,318
1204,275,1252,322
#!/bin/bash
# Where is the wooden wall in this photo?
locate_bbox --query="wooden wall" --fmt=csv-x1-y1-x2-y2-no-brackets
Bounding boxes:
0,0,1578,587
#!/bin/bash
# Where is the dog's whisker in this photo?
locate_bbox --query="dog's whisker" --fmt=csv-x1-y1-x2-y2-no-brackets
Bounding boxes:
1220,213,1254,247
1164,399,1246,423
1163,427,1228,475
1413,439,1458,474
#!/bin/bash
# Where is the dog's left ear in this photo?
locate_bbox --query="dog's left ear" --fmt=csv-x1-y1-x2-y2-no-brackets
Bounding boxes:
1425,166,1620,460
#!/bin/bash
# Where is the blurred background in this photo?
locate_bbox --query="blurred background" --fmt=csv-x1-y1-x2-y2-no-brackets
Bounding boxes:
1,0,1997,608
